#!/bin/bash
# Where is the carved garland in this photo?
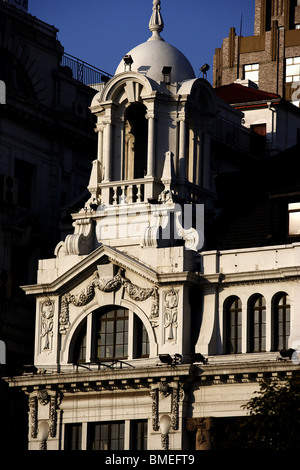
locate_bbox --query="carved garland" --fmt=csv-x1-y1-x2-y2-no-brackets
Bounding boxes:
59,268,159,334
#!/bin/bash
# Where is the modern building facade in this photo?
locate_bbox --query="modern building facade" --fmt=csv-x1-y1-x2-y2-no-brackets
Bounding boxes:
5,0,300,451
214,0,300,106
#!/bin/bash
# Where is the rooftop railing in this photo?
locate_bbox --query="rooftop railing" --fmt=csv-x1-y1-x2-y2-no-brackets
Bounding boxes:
61,52,112,85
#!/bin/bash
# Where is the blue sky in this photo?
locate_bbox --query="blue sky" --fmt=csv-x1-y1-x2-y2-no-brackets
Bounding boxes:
28,0,255,84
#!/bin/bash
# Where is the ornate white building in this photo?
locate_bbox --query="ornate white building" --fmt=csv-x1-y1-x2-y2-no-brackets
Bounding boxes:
7,0,300,451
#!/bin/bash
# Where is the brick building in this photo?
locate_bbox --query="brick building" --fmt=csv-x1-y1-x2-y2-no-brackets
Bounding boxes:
214,0,300,106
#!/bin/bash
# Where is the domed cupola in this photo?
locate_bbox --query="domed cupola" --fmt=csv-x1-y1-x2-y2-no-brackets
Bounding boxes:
115,0,195,84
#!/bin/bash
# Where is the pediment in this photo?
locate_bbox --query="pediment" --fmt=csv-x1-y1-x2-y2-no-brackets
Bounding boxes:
22,244,159,297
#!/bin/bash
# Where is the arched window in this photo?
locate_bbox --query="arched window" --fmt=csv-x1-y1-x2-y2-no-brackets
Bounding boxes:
273,293,290,351
224,297,242,354
96,308,129,361
73,319,87,363
248,295,266,352
135,316,150,358
124,103,148,180
71,307,149,363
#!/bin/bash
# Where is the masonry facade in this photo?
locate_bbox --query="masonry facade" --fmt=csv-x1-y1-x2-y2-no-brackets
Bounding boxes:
5,0,300,451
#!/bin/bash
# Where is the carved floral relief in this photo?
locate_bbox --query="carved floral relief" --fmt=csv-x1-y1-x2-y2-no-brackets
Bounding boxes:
163,289,178,342
40,299,55,352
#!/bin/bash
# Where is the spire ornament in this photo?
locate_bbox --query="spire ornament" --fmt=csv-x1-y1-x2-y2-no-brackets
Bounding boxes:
148,0,164,41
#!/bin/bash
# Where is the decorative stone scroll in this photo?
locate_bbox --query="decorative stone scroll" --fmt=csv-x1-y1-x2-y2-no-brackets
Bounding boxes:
59,267,159,334
40,299,54,352
64,218,94,255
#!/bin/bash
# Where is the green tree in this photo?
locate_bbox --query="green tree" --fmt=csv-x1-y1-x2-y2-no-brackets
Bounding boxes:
221,373,300,450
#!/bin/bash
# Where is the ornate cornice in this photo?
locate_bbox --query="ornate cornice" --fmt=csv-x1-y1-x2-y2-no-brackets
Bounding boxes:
21,244,160,297
202,267,300,288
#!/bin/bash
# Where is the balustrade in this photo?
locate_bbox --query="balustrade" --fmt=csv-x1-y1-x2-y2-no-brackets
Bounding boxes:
98,177,161,206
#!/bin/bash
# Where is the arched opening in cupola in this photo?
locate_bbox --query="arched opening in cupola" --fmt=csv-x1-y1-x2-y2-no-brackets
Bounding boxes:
124,103,148,180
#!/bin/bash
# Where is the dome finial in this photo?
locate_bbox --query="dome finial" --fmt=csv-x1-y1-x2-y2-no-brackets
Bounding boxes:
148,0,164,41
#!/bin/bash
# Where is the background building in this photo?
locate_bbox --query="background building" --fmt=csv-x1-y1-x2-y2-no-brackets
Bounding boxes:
0,0,111,449
214,0,300,106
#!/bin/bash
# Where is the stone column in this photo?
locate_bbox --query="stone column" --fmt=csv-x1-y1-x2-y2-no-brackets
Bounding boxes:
147,116,155,177
186,417,213,450
97,125,103,163
103,121,112,182
179,119,187,179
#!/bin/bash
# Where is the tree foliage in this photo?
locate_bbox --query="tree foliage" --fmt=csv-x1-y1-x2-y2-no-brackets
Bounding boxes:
220,373,300,450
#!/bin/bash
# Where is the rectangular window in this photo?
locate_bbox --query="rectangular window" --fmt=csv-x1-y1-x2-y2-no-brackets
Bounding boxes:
288,202,300,235
244,64,259,85
88,421,124,450
64,424,82,450
286,57,300,106
130,420,148,450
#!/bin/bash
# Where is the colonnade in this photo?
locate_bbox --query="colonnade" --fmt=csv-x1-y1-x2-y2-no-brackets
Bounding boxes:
95,108,211,193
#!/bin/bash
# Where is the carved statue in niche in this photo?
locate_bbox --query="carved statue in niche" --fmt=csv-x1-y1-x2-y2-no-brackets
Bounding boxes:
164,289,178,342
40,299,54,352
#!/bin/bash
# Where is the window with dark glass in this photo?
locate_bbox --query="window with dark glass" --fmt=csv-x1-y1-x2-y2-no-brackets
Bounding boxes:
248,295,266,352
71,307,150,363
88,421,124,451
73,319,87,363
273,294,290,351
130,420,148,450
225,297,242,354
135,316,149,358
96,308,128,361
64,424,82,450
